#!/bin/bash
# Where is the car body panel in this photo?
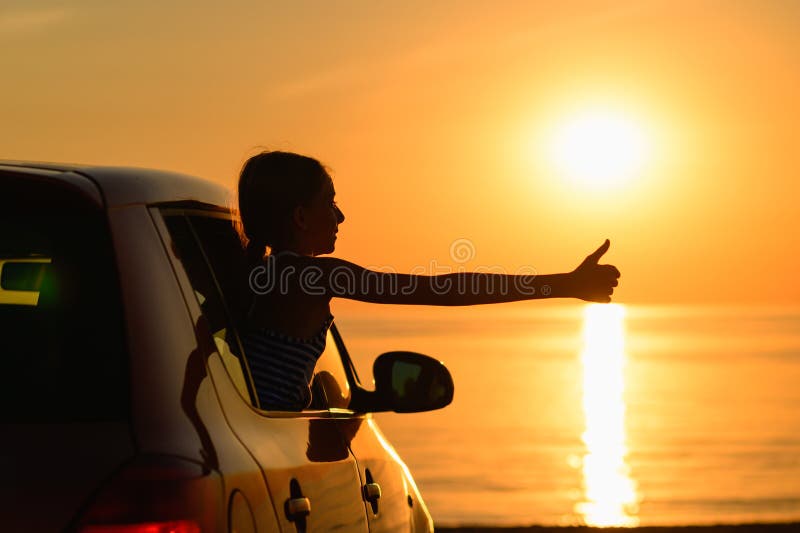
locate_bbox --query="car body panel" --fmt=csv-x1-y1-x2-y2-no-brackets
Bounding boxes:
208,353,371,532
0,165,104,207
83,166,231,208
0,423,134,532
106,205,215,459
345,416,416,532
2,161,229,208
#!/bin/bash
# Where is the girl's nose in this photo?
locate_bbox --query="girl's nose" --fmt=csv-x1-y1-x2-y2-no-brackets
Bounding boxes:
335,205,345,224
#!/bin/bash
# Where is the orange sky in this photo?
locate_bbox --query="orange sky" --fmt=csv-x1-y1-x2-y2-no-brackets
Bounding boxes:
3,0,799,306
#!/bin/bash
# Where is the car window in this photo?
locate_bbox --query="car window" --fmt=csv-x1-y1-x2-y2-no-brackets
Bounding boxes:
0,177,128,423
161,214,256,406
171,212,355,412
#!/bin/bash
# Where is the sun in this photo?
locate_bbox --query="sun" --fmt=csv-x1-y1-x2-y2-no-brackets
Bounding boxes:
548,109,651,189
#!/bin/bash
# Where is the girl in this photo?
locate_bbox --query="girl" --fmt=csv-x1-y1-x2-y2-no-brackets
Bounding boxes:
236,150,620,410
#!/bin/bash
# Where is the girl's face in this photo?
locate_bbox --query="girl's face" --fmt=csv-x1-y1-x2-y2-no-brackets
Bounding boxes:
301,176,345,255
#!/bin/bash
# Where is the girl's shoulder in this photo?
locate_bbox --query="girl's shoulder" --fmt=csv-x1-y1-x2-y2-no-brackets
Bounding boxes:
249,253,332,302
261,252,352,277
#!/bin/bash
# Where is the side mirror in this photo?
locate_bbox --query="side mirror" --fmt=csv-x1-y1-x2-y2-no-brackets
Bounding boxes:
372,351,454,413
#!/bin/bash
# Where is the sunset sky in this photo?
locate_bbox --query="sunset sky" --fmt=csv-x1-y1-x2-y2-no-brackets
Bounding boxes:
3,0,799,306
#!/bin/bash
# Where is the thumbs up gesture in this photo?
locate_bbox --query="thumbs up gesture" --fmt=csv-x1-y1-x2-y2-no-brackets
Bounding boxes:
568,239,621,303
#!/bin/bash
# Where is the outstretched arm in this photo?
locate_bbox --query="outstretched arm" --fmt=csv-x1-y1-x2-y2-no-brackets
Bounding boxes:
318,261,573,305
297,239,620,305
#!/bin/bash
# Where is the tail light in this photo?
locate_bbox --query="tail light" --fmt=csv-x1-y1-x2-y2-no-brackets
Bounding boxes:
74,455,223,533
81,522,199,533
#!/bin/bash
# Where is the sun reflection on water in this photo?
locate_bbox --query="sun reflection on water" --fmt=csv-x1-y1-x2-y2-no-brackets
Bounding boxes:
575,303,640,526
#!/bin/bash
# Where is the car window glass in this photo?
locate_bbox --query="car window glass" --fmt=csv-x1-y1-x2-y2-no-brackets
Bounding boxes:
162,214,255,406
0,178,128,422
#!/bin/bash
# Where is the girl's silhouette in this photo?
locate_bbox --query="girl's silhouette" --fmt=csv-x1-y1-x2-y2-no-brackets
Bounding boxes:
236,150,620,410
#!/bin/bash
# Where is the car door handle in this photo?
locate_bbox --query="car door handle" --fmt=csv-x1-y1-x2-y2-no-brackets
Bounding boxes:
363,469,381,514
285,496,311,520
285,478,311,523
363,482,381,502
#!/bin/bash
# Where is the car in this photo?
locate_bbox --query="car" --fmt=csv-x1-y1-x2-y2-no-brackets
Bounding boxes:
0,160,454,533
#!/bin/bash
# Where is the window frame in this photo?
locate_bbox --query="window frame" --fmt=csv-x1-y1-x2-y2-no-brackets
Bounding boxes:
153,207,259,408
153,205,367,417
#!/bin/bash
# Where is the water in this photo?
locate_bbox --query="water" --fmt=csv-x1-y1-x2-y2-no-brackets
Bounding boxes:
333,303,800,527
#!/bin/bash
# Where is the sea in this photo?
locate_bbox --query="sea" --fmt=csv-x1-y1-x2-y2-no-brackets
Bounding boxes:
332,302,800,527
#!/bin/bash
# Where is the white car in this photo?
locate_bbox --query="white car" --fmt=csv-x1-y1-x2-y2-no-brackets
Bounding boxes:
0,161,454,533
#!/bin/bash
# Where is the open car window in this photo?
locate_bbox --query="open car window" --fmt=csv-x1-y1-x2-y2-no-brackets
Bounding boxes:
161,213,257,407
160,210,355,412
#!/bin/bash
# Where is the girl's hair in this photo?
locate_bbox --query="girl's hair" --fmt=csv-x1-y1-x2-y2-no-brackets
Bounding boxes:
236,150,329,264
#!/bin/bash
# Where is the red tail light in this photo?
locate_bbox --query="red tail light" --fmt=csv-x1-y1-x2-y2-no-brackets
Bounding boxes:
80,521,200,533
74,455,222,533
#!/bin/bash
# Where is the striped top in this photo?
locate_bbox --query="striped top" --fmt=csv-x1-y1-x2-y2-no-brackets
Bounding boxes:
240,313,335,411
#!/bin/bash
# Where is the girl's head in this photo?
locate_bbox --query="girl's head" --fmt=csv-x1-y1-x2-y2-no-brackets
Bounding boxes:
237,151,344,261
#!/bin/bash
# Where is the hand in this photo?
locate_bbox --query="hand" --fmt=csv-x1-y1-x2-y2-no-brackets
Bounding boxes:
568,239,621,303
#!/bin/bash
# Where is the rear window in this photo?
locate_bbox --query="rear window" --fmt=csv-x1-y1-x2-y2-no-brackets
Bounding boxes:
0,174,129,422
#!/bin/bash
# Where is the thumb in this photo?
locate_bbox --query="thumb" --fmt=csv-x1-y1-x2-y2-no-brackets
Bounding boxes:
586,239,610,264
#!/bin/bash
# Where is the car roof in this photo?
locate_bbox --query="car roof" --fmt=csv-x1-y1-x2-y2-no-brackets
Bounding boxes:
0,160,233,209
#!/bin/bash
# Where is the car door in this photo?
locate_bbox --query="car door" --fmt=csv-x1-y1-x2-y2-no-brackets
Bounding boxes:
157,208,369,533
322,327,434,533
